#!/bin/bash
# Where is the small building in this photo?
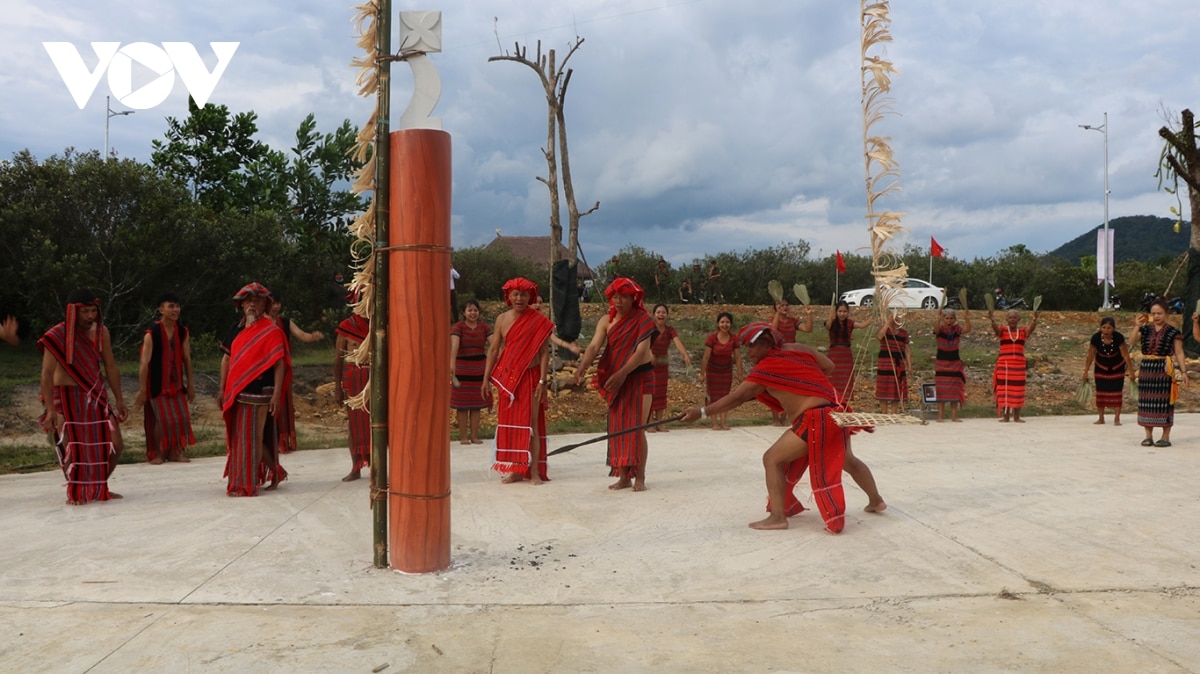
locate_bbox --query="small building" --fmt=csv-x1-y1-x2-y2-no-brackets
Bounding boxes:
485,235,596,280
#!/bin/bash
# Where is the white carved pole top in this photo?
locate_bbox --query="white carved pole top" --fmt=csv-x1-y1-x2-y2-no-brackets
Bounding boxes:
398,11,442,131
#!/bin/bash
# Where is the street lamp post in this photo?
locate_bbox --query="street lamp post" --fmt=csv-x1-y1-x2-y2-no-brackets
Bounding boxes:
1079,112,1111,310
104,95,135,159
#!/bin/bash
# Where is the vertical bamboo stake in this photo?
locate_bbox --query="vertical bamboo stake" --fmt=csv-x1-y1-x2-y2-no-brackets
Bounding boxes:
370,0,392,570
387,129,452,572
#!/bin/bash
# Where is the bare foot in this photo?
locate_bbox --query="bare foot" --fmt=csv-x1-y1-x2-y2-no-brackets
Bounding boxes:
342,470,361,482
998,418,1009,423
501,473,524,484
646,427,657,433
529,475,543,486
1113,420,1122,426
864,500,887,513
473,439,484,444
264,478,281,491
658,426,670,433
173,455,191,463
936,418,944,423
227,492,244,498
460,439,471,445
1094,419,1105,425
66,499,84,506
109,492,123,499
149,458,164,465
633,480,647,492
608,479,632,490
952,418,962,422
749,515,789,530
1013,418,1025,423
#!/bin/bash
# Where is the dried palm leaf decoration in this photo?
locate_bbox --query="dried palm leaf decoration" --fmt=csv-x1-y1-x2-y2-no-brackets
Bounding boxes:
861,1,907,320
343,0,381,410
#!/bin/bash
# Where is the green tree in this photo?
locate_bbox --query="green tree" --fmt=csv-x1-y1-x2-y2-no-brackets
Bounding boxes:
151,97,284,214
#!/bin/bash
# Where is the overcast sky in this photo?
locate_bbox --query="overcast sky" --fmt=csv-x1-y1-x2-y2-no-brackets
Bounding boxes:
4,1,1199,269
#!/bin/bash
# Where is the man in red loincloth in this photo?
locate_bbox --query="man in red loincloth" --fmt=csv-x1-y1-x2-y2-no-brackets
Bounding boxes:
38,288,128,505
134,292,196,464
218,283,291,497
574,277,657,491
483,277,554,484
681,322,885,531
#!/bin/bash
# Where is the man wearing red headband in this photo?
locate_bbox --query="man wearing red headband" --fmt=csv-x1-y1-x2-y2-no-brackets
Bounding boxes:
218,283,291,496
38,288,128,504
574,277,657,491
681,322,885,532
483,277,554,484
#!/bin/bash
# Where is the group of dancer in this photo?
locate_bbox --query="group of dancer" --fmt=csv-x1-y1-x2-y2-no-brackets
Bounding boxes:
451,275,885,533
37,284,371,505
1079,296,1191,447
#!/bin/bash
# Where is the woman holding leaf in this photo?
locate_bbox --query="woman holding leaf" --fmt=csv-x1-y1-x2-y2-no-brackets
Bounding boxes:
988,308,1039,422
933,307,971,422
824,301,871,403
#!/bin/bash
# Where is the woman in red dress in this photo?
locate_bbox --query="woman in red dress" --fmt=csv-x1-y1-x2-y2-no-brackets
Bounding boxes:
824,300,871,403
648,304,693,432
700,312,742,430
450,300,492,444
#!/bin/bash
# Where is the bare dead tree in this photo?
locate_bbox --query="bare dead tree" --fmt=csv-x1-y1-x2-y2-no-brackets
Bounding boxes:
1159,109,1200,250
489,37,599,309
1158,108,1200,353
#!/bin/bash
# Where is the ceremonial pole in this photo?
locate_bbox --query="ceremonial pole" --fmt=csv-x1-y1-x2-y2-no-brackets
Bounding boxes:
387,12,452,573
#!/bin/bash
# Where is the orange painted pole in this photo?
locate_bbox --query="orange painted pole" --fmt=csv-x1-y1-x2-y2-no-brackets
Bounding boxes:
387,128,452,573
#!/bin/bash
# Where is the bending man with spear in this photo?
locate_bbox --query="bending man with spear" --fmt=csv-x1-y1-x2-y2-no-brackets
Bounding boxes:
680,323,885,531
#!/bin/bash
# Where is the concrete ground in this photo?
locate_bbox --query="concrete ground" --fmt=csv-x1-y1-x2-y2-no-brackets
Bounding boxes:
1,414,1198,673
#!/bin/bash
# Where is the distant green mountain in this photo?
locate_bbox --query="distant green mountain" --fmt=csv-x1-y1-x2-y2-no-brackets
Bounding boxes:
1047,215,1191,263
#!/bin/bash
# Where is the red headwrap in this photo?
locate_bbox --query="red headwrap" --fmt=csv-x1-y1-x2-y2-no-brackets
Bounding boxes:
738,322,783,348
502,277,540,306
604,277,645,319
64,290,102,366
232,282,272,304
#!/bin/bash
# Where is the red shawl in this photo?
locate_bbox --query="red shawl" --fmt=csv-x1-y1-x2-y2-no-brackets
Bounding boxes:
38,321,111,414
595,308,656,404
491,308,553,403
336,314,369,343
223,318,291,412
745,349,837,413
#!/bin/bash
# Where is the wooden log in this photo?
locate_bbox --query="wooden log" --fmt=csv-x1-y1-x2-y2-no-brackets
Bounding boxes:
387,128,452,573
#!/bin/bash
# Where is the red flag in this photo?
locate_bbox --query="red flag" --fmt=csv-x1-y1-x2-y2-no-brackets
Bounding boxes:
930,237,945,258
836,250,846,274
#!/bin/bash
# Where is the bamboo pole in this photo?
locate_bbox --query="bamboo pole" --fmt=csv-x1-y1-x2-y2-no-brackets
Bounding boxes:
387,129,452,572
370,0,392,569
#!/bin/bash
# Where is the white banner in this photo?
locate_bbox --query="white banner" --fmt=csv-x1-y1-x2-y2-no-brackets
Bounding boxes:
1096,229,1114,287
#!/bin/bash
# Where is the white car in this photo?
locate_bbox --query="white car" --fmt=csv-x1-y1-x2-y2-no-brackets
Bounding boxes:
840,278,945,309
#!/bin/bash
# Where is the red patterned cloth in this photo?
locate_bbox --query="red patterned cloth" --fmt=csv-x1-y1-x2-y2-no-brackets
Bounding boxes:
142,321,194,461
596,309,656,471
875,327,909,403
222,317,290,496
704,332,740,401
491,305,553,479
342,362,370,472
451,320,492,410
743,348,849,534
993,326,1028,410
39,320,120,504
650,324,678,412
